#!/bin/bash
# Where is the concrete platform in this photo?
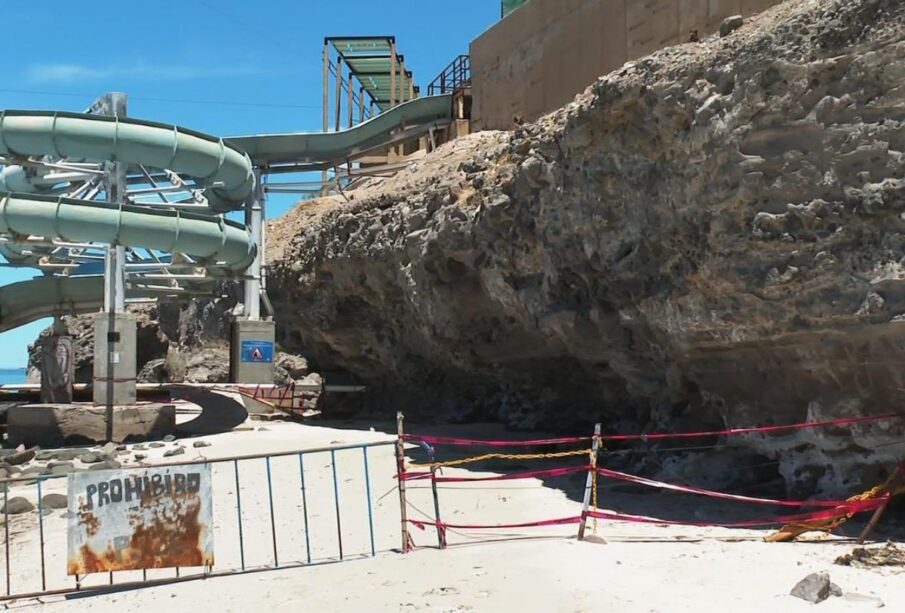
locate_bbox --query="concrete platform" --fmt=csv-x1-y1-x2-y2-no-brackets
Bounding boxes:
6,403,175,447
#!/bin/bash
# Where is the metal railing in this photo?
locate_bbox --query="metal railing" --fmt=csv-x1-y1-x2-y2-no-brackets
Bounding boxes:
427,55,471,96
0,439,395,601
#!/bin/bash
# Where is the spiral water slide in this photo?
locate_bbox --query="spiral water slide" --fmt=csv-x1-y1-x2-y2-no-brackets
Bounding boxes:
0,94,453,332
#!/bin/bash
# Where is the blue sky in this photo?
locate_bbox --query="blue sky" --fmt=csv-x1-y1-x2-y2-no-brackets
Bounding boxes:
0,0,501,368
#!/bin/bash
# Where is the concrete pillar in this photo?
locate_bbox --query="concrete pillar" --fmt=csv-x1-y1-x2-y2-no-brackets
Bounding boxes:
230,319,276,384
93,312,137,406
40,320,73,403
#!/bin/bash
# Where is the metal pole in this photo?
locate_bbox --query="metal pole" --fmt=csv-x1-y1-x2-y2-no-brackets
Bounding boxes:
298,453,312,564
103,92,127,442
362,447,376,556
243,168,263,321
322,40,329,189
397,61,406,105
395,411,411,552
265,456,279,566
36,479,46,591
389,42,397,109
330,449,343,560
577,423,602,541
4,486,9,595
346,71,354,129
103,92,128,314
359,87,365,125
233,460,245,571
334,57,343,133
424,444,446,549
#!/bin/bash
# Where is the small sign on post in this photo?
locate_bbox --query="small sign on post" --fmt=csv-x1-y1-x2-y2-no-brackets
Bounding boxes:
67,464,214,574
240,340,274,363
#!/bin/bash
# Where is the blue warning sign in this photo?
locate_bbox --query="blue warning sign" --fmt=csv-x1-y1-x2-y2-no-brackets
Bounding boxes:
240,340,274,363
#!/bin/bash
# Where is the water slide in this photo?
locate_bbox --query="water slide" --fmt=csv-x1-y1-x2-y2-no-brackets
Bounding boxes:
0,94,453,332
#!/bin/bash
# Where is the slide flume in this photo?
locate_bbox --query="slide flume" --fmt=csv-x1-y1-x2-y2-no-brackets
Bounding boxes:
0,95,454,330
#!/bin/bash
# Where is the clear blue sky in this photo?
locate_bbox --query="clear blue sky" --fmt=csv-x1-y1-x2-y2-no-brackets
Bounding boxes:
0,0,500,368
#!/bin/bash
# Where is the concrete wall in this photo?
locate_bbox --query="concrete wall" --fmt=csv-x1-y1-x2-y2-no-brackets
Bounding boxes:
470,0,783,130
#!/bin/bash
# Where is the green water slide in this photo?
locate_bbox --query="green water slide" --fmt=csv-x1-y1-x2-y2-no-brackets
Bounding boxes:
228,94,453,165
0,94,453,332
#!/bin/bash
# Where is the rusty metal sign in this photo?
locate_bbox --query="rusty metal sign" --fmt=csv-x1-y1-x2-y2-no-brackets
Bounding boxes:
67,464,213,574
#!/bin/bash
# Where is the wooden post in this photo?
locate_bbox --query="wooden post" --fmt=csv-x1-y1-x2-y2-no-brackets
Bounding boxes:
577,423,602,541
395,411,411,553
857,462,905,543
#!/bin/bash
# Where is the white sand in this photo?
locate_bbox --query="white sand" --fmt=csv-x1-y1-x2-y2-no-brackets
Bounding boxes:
2,417,902,612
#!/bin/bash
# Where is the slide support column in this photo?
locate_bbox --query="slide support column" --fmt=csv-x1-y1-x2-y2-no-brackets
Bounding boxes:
94,92,137,414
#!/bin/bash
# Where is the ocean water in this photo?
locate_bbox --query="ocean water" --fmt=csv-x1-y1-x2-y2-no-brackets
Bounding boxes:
0,368,27,385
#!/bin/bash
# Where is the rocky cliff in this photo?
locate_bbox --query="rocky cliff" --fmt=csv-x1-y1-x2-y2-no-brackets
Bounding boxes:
265,0,905,495
31,0,905,496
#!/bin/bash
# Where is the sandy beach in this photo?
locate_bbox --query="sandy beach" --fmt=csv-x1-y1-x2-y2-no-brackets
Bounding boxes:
0,412,900,612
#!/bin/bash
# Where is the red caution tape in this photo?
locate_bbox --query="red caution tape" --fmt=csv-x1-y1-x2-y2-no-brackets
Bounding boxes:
586,497,887,528
596,467,869,508
401,465,590,483
601,413,901,442
408,516,582,531
404,434,592,447
404,414,900,448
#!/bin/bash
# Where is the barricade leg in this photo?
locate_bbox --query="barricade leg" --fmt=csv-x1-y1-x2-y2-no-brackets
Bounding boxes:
577,423,602,541
396,411,412,552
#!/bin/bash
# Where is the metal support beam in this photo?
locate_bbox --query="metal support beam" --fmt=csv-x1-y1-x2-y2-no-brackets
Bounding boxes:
322,40,330,191
389,41,397,109
243,168,264,321
334,57,343,133
359,87,365,125
98,92,128,314
346,71,354,129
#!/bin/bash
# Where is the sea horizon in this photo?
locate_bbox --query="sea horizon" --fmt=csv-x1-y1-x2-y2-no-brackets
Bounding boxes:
0,367,27,385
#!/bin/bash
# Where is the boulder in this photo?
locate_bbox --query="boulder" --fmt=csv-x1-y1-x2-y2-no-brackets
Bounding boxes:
77,452,103,464
40,493,67,509
7,404,176,447
4,447,36,466
790,573,841,604
1,497,34,515
719,14,744,37
49,462,75,476
88,460,121,471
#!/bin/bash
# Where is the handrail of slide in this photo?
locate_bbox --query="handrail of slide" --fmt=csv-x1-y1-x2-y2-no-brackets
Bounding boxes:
227,94,454,165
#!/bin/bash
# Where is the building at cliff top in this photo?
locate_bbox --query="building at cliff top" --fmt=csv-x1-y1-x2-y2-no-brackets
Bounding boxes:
469,0,785,131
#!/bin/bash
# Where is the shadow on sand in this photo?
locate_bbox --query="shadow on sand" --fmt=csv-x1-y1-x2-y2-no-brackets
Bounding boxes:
173,388,248,437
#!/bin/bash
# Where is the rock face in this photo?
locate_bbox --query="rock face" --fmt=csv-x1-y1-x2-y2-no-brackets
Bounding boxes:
28,286,308,386
262,0,905,496
26,0,905,496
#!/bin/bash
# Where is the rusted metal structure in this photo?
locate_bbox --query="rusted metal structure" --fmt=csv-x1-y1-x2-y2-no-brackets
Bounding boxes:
67,465,214,575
